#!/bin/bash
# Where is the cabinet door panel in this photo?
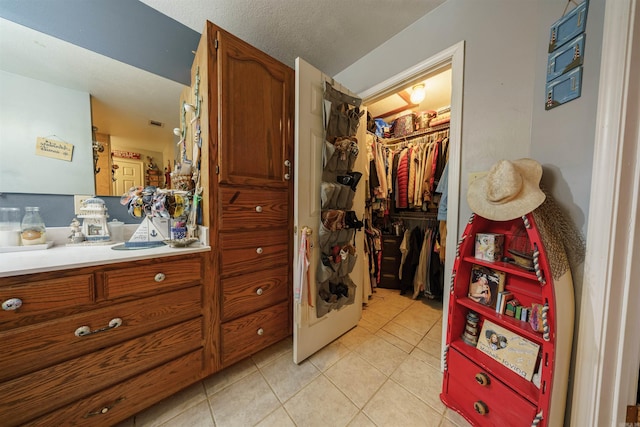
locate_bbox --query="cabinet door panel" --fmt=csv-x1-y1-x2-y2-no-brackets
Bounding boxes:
217,29,294,188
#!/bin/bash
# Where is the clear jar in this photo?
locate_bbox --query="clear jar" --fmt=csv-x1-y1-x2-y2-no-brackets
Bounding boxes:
0,207,21,247
21,207,47,245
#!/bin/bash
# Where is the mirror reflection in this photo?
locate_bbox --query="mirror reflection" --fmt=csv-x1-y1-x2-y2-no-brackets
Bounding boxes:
0,17,185,196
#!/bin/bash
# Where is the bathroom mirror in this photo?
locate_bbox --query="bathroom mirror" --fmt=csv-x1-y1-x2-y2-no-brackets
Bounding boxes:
0,17,185,196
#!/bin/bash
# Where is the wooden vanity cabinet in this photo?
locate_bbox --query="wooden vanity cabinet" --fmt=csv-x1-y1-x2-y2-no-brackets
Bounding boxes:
0,254,206,427
190,21,294,371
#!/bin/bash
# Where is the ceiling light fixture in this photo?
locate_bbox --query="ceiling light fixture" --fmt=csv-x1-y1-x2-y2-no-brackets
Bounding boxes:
410,83,426,104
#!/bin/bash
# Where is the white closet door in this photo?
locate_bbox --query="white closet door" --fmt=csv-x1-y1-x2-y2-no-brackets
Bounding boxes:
293,57,366,364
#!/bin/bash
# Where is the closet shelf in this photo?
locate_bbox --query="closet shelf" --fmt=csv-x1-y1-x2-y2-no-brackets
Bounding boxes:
381,123,450,145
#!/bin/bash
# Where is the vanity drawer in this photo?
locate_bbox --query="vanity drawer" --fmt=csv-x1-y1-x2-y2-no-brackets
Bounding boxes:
0,274,95,329
221,300,290,366
0,285,201,382
220,229,289,277
0,317,203,426
29,349,204,427
103,256,203,299
219,187,288,231
446,349,537,425
221,266,289,321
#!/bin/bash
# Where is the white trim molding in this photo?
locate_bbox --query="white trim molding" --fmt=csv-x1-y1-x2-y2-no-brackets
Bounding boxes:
571,1,639,425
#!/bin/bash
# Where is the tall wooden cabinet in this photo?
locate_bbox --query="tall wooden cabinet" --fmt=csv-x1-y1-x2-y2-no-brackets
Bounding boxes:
189,21,294,372
440,213,574,427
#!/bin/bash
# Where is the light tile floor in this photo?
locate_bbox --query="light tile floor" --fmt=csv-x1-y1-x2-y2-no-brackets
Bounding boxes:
117,288,471,427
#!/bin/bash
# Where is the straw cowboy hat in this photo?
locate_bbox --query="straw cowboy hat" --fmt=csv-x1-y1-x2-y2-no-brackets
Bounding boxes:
467,158,545,221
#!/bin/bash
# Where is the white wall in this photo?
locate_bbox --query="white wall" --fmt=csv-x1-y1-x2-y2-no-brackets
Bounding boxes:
335,0,539,230
335,0,606,425
0,70,94,195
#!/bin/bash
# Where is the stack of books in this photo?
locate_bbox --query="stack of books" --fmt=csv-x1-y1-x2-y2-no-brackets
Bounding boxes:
495,291,530,322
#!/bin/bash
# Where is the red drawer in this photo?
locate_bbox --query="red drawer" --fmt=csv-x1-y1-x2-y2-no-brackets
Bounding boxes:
445,349,537,426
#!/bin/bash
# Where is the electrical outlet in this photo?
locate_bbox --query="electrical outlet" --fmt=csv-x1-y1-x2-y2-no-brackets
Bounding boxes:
73,195,94,215
468,171,488,185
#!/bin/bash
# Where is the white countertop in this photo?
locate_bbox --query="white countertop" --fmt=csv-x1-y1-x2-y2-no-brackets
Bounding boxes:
0,226,210,278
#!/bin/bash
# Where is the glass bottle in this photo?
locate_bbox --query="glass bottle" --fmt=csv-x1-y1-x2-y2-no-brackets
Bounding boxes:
21,206,47,245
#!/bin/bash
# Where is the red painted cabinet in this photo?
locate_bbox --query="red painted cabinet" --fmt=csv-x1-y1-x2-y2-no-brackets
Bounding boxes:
441,213,574,426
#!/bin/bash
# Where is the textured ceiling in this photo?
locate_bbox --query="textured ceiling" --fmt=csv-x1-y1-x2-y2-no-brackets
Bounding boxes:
139,0,446,76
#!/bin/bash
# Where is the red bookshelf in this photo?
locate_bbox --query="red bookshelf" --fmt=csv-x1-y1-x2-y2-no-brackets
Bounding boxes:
441,213,574,426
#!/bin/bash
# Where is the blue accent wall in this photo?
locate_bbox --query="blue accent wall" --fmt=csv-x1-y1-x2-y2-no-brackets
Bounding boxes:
0,194,141,227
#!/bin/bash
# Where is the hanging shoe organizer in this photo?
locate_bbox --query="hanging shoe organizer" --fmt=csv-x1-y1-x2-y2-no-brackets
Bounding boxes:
316,82,365,318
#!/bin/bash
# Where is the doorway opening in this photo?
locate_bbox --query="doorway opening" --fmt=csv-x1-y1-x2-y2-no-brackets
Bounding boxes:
359,41,465,371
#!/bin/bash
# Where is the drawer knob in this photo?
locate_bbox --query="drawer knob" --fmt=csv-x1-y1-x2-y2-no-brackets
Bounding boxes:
257,328,264,336
255,206,263,213
154,273,166,282
475,372,491,386
256,247,263,254
2,297,22,311
85,397,125,418
256,287,264,296
473,400,489,415
75,317,123,337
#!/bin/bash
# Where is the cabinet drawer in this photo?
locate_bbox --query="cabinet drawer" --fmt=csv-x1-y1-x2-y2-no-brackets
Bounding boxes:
220,229,289,277
219,187,288,231
222,266,288,321
0,317,203,426
29,349,204,427
446,349,537,425
0,274,94,329
0,285,201,382
222,301,290,366
103,256,203,299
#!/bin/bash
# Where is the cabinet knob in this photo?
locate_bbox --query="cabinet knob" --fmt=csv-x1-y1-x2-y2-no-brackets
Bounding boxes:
2,297,22,311
154,273,166,282
473,400,489,415
85,397,125,418
474,372,491,386
256,247,263,254
257,328,264,336
256,288,264,296
255,206,263,213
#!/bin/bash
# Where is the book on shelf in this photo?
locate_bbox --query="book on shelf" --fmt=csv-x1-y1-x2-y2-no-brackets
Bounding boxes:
476,319,540,381
496,290,513,314
468,264,505,309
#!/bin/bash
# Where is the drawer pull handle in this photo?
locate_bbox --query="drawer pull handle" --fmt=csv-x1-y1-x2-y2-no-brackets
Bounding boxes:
75,318,123,337
256,206,263,213
284,159,291,180
155,273,166,282
256,247,263,254
256,287,264,296
257,328,264,336
475,372,490,386
473,400,489,415
2,297,22,311
84,397,125,418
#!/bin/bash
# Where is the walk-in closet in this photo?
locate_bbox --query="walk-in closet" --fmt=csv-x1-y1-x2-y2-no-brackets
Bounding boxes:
362,66,452,311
